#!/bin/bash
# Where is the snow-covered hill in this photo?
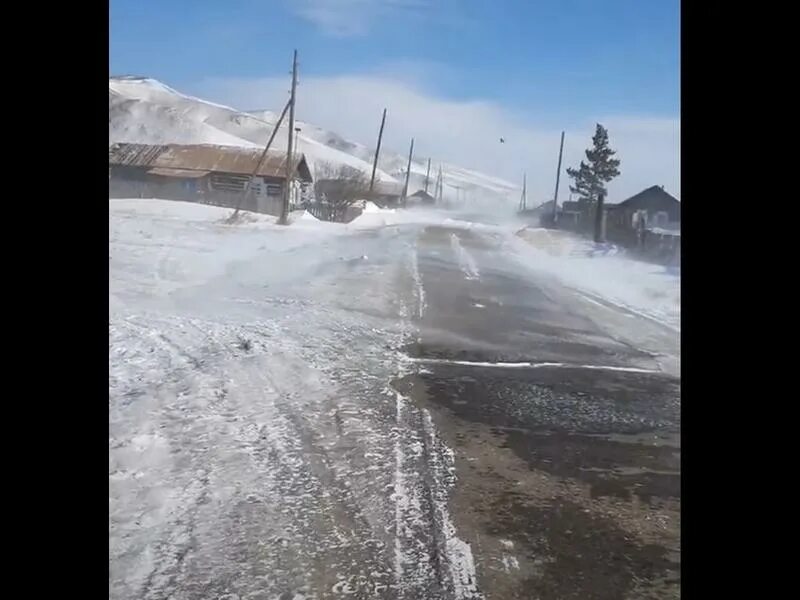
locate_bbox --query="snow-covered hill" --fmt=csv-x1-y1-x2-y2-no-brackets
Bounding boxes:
248,107,519,201
109,76,519,202
109,77,397,183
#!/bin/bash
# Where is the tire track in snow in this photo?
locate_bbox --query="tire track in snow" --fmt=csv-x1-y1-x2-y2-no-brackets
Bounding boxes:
111,219,481,598
410,245,426,319
390,271,482,599
421,409,481,599
390,383,482,599
186,317,396,597
112,315,397,599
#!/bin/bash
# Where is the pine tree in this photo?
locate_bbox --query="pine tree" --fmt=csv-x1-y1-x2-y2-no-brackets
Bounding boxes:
566,123,621,206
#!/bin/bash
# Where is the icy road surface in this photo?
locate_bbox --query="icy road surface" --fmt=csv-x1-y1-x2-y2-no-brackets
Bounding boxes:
109,199,680,599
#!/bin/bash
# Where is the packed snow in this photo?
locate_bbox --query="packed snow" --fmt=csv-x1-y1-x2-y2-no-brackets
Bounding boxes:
109,198,481,599
109,197,678,598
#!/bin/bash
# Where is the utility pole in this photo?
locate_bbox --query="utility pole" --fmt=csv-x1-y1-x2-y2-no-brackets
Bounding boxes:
369,108,387,196
552,130,565,222
424,157,431,194
519,172,527,211
279,49,298,225
293,125,302,205
229,98,291,221
401,137,414,206
437,165,444,204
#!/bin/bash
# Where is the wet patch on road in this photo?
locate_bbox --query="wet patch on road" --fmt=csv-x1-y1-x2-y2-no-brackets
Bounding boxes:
398,370,680,599
412,363,679,435
403,225,681,599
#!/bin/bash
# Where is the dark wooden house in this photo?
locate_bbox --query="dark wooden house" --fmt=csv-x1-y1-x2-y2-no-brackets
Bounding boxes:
605,185,680,232
109,142,313,216
557,200,584,230
371,181,404,207
605,185,681,262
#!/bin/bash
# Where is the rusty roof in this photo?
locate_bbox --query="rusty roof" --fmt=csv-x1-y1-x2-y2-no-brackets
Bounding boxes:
109,142,312,182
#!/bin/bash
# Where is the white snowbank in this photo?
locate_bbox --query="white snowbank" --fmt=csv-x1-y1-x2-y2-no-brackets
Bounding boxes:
648,227,681,236
513,228,680,331
109,197,276,224
348,212,397,228
288,209,321,223
348,206,453,229
363,201,395,214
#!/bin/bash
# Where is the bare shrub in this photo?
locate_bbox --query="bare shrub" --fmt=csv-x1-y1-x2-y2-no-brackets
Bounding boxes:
312,162,370,222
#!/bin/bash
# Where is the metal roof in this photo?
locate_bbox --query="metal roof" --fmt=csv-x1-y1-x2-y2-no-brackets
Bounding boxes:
109,142,312,182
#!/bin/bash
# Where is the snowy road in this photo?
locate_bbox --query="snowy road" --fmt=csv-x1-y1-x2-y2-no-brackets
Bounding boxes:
109,200,680,599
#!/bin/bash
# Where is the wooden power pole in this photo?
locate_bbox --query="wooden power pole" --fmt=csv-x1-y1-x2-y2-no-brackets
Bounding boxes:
369,108,387,196
279,49,298,225
424,157,431,194
552,130,565,222
229,98,291,221
401,137,414,206
437,165,443,204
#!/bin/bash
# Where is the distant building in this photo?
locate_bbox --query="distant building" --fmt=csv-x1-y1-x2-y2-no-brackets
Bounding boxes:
313,178,403,209
519,199,555,215
556,187,681,236
558,200,584,229
370,181,405,207
108,142,313,216
605,186,681,263
408,190,436,205
518,199,556,225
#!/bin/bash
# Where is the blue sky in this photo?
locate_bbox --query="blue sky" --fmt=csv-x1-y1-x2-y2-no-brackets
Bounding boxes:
111,0,678,121
110,0,680,199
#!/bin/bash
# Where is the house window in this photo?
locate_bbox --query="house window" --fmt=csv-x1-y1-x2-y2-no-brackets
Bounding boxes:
266,184,282,197
653,211,669,227
210,173,250,192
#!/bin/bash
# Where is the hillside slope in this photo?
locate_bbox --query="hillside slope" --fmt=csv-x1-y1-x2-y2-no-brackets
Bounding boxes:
109,76,518,201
